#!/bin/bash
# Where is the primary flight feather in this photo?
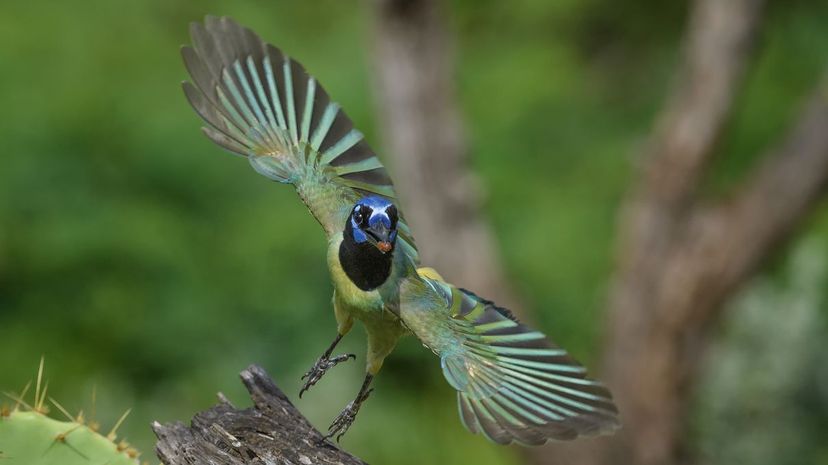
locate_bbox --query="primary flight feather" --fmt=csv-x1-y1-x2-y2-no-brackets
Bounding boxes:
181,16,620,444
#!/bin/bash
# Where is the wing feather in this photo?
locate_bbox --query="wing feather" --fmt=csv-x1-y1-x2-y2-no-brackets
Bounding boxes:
181,16,418,260
400,274,620,445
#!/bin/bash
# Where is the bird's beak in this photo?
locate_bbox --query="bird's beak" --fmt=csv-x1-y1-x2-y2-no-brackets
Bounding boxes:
366,225,394,254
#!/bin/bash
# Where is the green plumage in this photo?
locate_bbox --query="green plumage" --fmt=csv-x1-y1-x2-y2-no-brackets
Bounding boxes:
181,18,417,259
182,16,619,445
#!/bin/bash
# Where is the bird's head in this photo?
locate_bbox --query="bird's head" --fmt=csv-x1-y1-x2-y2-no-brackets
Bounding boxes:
347,196,398,255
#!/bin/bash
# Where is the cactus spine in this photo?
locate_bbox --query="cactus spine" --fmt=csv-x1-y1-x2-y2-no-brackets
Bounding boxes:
0,360,140,465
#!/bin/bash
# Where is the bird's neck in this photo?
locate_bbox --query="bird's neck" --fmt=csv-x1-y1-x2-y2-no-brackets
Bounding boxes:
339,222,393,291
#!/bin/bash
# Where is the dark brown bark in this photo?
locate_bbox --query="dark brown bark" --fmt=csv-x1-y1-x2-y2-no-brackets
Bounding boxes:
370,0,520,310
153,365,365,465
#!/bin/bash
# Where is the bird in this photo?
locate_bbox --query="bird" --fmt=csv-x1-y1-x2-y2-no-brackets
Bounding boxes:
180,16,620,445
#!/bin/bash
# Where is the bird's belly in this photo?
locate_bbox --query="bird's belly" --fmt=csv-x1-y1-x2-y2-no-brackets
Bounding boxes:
336,276,384,318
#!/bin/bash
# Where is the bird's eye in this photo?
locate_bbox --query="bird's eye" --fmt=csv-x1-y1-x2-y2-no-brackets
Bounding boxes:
353,205,371,227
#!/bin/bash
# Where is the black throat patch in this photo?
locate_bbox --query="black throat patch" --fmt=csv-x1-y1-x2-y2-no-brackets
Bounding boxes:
339,220,393,291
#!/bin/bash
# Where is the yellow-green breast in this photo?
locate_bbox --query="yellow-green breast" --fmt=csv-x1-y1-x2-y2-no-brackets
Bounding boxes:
327,233,386,319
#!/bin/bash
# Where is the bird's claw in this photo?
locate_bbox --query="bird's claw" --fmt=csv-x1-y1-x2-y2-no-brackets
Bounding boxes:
323,388,373,442
299,353,355,398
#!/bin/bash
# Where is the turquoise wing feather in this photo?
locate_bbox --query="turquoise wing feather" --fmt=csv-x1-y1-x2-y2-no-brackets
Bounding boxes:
399,275,620,445
181,16,417,260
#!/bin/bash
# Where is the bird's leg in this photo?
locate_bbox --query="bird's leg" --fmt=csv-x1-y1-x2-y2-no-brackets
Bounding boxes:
300,333,355,398
323,373,374,442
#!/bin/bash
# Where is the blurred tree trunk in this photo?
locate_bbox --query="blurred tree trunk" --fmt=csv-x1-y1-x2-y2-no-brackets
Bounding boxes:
542,1,828,465
368,2,828,465
369,0,519,310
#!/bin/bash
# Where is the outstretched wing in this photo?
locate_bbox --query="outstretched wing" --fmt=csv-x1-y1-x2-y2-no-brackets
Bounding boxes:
400,272,619,445
181,16,417,260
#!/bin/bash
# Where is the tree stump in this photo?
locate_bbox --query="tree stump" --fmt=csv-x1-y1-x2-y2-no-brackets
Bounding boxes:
152,365,366,465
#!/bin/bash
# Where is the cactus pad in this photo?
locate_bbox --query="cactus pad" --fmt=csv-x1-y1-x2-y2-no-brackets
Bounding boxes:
0,360,140,465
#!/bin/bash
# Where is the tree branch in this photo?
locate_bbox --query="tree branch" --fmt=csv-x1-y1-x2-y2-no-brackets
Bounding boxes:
537,1,784,465
153,365,365,465
560,4,828,465
685,80,828,328
613,0,766,294
640,0,765,211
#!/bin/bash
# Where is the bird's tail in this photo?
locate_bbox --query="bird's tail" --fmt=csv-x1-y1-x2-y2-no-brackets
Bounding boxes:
437,285,620,445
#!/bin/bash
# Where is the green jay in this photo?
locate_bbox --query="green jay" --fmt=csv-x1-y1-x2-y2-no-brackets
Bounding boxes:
181,16,620,444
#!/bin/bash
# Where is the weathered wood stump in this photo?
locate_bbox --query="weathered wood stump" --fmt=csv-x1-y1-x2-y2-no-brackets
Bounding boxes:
152,365,366,465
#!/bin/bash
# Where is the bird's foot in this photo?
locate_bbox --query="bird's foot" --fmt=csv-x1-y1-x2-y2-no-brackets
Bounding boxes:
299,353,355,398
323,388,373,442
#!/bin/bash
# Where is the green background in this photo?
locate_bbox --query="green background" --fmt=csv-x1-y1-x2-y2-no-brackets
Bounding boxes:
1,1,827,463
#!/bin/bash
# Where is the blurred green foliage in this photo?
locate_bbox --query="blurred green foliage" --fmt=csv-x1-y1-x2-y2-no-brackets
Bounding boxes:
694,239,828,465
1,1,827,463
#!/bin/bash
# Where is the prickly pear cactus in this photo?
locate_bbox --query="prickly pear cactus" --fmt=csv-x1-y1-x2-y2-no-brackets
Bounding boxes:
0,361,140,465
0,410,139,465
